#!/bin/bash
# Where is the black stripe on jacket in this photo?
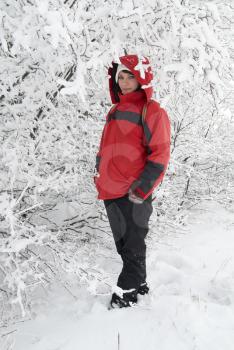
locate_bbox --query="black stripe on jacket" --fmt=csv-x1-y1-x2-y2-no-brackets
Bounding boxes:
138,160,164,194
108,110,142,125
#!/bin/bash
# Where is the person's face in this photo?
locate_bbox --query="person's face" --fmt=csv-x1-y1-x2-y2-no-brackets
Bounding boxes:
118,71,139,95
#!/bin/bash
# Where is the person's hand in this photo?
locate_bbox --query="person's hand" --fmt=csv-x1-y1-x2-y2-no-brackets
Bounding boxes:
128,188,144,204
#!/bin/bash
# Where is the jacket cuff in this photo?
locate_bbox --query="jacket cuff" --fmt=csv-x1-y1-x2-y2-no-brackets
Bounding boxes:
130,180,146,199
133,187,146,199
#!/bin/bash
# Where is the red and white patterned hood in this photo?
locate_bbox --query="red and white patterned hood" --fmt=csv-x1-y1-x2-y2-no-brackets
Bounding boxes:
108,54,154,104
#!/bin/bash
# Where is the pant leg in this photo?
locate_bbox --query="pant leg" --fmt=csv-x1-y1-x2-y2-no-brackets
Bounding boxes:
104,194,153,290
103,195,128,254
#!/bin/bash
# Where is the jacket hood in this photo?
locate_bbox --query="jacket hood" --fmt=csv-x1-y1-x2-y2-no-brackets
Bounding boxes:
108,54,154,104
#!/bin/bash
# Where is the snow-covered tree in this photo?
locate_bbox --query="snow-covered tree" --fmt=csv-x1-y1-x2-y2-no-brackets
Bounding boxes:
0,0,233,322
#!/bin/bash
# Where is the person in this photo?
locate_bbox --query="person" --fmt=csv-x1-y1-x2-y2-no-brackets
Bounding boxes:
94,54,170,308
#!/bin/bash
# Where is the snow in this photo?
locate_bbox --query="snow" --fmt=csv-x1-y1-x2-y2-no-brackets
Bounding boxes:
3,201,234,350
164,62,193,82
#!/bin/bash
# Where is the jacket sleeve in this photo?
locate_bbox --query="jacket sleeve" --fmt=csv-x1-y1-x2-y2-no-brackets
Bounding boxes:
95,104,117,172
95,123,106,172
133,102,171,200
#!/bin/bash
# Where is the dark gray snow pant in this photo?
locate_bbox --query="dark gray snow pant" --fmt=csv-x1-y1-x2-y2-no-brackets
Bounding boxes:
104,194,153,291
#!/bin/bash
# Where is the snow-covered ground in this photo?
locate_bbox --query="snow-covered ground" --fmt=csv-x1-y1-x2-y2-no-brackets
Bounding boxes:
1,201,234,350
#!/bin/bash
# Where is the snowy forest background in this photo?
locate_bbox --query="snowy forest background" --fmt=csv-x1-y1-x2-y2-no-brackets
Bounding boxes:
0,0,234,331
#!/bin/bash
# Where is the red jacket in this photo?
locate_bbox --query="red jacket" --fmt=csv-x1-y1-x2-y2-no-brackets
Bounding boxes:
95,55,170,200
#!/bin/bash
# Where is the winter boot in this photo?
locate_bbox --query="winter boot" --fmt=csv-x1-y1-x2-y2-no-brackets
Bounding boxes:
110,290,138,309
137,282,149,295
